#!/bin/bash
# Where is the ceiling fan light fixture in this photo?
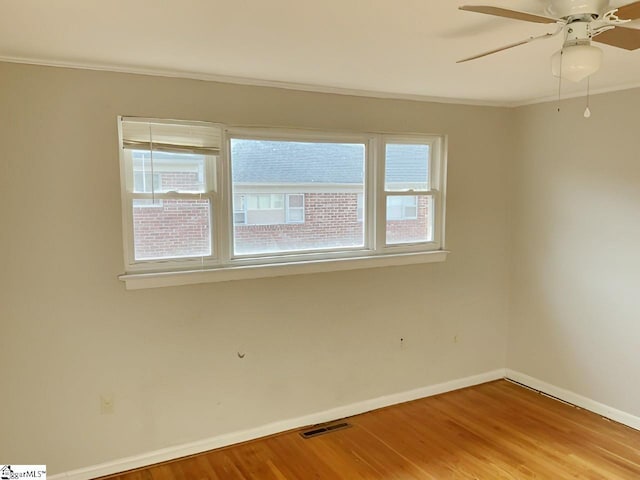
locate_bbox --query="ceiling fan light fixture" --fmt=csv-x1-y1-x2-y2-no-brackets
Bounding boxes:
551,43,603,82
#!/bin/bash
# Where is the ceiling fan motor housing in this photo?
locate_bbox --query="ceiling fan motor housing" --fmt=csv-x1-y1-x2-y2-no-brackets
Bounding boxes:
565,20,594,44
548,0,609,18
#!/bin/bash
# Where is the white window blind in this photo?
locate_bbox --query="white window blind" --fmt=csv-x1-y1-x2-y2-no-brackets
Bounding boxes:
121,117,221,155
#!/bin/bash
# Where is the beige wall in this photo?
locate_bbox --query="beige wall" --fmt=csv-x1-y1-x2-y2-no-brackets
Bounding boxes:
509,89,640,417
0,62,512,474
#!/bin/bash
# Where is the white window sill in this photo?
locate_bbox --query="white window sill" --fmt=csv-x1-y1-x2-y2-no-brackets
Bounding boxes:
119,250,449,290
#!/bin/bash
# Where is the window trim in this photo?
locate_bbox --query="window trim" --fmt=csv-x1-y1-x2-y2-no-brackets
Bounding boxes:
119,250,449,289
118,120,448,288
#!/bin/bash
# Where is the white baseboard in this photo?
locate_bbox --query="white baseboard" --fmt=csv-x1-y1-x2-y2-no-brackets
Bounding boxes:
49,369,505,480
506,369,640,431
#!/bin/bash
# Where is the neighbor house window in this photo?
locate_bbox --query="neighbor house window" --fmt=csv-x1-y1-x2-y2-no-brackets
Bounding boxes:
232,193,306,226
118,118,447,286
286,194,305,224
387,195,418,220
233,194,246,224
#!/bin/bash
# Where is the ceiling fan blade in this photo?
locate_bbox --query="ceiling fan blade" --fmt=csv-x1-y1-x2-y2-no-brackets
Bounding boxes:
457,33,555,63
593,26,640,50
616,1,640,20
459,5,559,24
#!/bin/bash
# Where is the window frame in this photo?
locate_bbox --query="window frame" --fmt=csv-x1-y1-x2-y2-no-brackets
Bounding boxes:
118,118,222,272
226,129,373,262
119,120,448,287
378,135,445,252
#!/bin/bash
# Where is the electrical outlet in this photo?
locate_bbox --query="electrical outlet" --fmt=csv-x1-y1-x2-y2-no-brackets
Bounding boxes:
100,395,114,414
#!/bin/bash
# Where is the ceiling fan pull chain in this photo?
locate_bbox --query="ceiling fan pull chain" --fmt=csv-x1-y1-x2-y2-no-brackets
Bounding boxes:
584,77,592,118
557,50,563,112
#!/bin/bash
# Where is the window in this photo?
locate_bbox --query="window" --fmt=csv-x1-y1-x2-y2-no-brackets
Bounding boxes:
383,141,436,245
119,119,447,287
286,194,305,224
119,118,220,265
230,138,365,255
246,194,284,210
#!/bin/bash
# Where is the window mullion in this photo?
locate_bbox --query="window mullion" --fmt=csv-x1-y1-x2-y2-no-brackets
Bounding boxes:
430,138,440,191
374,136,386,252
216,136,232,265
123,192,136,268
432,190,442,249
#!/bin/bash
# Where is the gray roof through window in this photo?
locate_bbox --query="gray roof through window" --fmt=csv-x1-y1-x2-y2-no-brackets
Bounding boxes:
231,140,428,184
132,141,429,184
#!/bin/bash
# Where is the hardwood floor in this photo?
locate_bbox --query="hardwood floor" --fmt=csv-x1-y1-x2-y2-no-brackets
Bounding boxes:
102,380,640,479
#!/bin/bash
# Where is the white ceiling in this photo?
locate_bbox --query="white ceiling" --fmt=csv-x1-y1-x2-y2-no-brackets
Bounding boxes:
1,0,639,106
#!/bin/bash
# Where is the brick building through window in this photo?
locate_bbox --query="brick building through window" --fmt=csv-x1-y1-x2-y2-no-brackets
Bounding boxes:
132,140,431,259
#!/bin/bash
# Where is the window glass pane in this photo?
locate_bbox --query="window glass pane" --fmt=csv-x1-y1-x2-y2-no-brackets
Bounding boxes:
132,199,211,260
385,144,429,191
132,150,207,193
134,172,160,192
287,208,304,223
272,194,284,209
387,204,403,221
404,206,418,218
231,139,365,255
258,194,271,209
387,195,417,220
247,195,258,209
386,195,433,245
287,194,303,208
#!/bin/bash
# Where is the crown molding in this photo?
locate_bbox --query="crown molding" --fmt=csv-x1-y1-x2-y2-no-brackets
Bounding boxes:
0,55,511,108
513,80,640,107
2,55,638,109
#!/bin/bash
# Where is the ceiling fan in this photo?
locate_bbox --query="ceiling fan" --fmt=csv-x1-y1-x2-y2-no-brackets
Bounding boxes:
458,0,640,82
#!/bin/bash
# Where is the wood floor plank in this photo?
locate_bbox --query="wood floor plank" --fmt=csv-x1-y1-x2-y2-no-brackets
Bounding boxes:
101,380,640,479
